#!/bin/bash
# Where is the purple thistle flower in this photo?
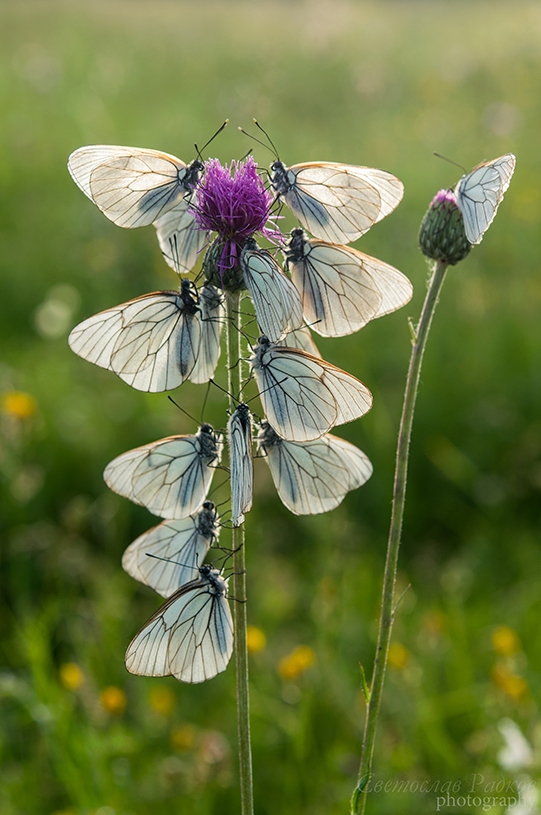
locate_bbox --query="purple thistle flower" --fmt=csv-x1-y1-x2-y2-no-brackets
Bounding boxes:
192,157,280,283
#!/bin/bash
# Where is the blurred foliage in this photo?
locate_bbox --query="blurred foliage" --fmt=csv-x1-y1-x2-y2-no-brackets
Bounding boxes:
1,1,540,814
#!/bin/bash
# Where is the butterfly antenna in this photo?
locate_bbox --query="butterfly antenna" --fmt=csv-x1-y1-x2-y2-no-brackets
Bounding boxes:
195,119,229,161
253,119,280,160
238,126,277,158
145,552,196,570
209,378,238,404
433,152,467,174
167,396,199,426
239,147,253,161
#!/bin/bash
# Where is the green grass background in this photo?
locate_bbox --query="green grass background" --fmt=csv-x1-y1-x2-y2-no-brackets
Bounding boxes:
1,1,540,813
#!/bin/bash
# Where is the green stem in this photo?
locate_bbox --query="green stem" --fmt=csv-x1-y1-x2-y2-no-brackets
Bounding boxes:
352,259,449,815
225,290,254,815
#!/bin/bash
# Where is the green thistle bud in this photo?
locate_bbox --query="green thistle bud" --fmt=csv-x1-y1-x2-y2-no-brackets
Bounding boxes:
418,189,471,266
203,238,246,292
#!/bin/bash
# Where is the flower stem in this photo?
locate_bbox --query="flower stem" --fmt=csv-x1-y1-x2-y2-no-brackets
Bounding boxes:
225,290,254,815
352,259,449,815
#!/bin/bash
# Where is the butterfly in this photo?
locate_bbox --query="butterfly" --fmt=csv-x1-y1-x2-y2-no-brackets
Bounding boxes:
270,160,403,244
240,238,303,342
104,424,223,519
68,280,224,392
284,228,413,337
67,145,203,228
257,421,373,514
125,563,233,683
454,153,516,245
250,336,372,442
227,403,253,527
122,501,220,598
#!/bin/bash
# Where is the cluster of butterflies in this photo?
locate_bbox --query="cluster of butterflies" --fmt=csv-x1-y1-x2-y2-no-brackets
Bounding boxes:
66,136,514,684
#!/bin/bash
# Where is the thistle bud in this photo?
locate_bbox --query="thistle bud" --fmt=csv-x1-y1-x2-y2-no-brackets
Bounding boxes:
418,189,471,266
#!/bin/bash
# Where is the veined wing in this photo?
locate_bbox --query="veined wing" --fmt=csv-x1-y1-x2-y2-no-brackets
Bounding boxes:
68,145,143,198
455,153,516,244
346,166,404,221
189,283,224,384
276,326,321,357
227,403,253,527
285,230,382,336
241,241,303,342
125,566,233,683
104,425,222,519
89,150,201,228
68,289,201,392
154,197,207,274
271,160,382,244
122,502,219,598
251,336,372,442
257,422,372,514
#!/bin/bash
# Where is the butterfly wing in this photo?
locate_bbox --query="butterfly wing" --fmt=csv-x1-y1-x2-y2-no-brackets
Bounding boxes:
346,166,404,222
68,292,201,392
189,284,224,384
154,198,207,274
68,145,144,198
455,153,516,244
104,431,220,519
125,573,233,683
228,405,253,526
241,246,303,342
252,341,372,442
88,149,191,228
276,326,321,357
287,237,382,337
122,514,216,598
258,427,372,514
274,161,382,244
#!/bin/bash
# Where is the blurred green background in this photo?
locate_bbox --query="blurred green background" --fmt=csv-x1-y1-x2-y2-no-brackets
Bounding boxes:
1,1,540,813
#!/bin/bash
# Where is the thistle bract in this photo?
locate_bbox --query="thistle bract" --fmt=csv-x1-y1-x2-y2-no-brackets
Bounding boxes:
418,188,471,266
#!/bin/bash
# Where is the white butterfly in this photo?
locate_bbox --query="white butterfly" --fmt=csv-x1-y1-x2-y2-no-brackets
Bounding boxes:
125,563,233,683
257,421,373,515
284,228,413,337
67,145,203,228
104,424,223,519
68,280,223,391
455,153,516,245
270,160,403,244
250,336,372,442
240,239,303,342
154,197,207,275
227,403,253,527
122,501,220,598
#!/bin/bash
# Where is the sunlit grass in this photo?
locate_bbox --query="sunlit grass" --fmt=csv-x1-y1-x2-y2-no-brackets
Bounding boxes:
1,1,540,813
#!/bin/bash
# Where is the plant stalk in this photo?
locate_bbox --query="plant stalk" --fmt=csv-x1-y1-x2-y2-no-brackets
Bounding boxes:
352,259,449,815
225,290,254,815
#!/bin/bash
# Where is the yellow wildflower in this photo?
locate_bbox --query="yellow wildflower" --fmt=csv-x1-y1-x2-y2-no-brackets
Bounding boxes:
492,625,521,657
246,625,266,653
59,662,85,690
2,391,37,419
100,686,126,715
278,645,316,680
492,663,528,700
148,686,176,716
171,723,196,751
388,642,409,670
